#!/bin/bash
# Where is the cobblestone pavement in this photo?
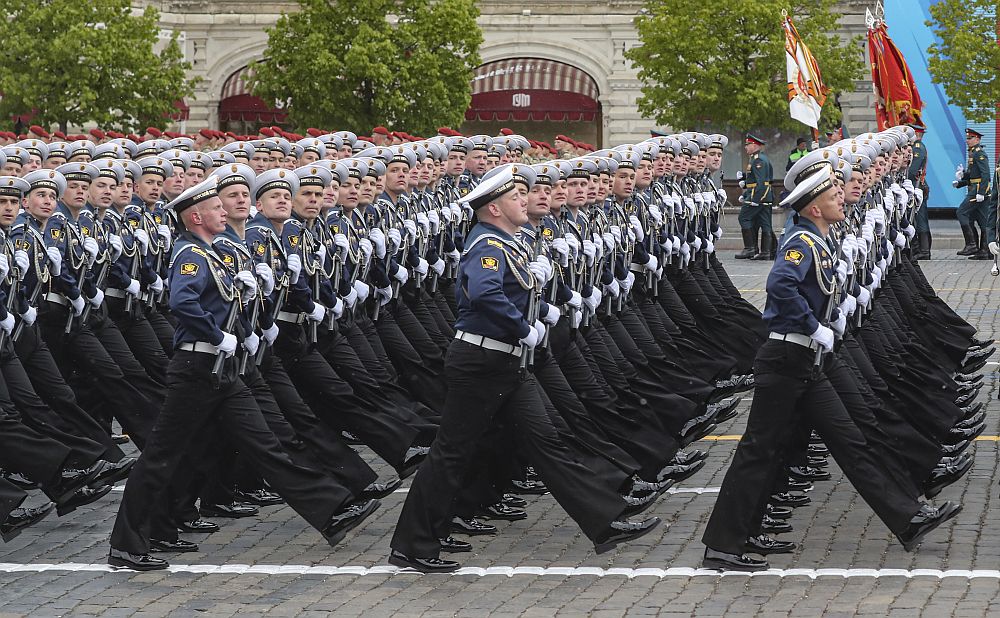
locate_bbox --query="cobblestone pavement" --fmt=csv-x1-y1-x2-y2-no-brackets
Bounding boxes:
2,252,1000,617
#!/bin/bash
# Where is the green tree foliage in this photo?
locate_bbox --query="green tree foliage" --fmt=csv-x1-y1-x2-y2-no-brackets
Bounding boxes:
0,0,195,132
626,0,864,131
252,0,482,135
927,0,998,123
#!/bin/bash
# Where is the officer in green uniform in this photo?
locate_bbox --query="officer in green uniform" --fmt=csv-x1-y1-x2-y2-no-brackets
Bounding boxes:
735,134,774,260
954,128,991,258
907,123,931,259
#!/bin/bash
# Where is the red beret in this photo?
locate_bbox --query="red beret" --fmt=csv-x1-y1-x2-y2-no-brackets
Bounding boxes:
555,134,572,143
198,128,213,139
127,134,141,142
373,126,390,136
29,125,49,138
146,127,162,137
306,128,325,137
499,128,513,136
108,131,124,139
89,128,105,139
358,135,372,142
259,127,275,137
226,131,239,139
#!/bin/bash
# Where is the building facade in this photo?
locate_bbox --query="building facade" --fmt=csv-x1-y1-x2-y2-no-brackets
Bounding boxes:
141,0,878,151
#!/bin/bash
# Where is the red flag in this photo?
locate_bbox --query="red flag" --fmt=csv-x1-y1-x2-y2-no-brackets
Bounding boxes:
867,22,923,130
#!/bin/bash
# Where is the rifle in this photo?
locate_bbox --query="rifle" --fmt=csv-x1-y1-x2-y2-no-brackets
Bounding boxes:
211,282,243,389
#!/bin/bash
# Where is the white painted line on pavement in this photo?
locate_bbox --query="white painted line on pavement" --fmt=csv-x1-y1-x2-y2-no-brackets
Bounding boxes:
109,486,723,496
3,562,1000,580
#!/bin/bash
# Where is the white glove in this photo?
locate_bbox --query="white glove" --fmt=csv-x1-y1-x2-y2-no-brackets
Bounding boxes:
88,288,104,308
19,306,36,326
430,258,445,276
693,192,704,204
125,278,141,297
0,254,8,282
286,254,302,285
893,233,906,248
368,229,387,259
684,197,696,218
150,275,164,294
450,203,462,221
439,206,452,224
705,238,715,254
604,278,620,298
134,228,150,255
342,285,358,310
156,224,172,248
413,258,429,277
108,234,123,262
520,322,541,349
70,295,85,316
835,260,848,284
358,238,374,261
620,271,635,294
601,232,615,253
330,297,344,320
840,295,857,317
387,228,402,252
692,236,702,251
334,233,350,255
713,227,723,241
857,286,872,308
717,189,727,203
648,204,663,224
701,191,715,205
976,193,985,203
46,246,62,276
609,225,622,244
591,233,604,261
392,265,410,285
567,290,583,310
831,312,847,337
541,303,560,327
810,323,834,352
533,319,546,344
243,332,260,356
427,210,440,233
990,241,1000,256
902,179,914,193
353,280,370,303
629,215,645,243
403,219,417,243
314,242,327,266
914,188,923,204
82,237,99,266
955,165,964,182
254,263,275,296
660,236,673,254
215,332,237,357
672,236,681,253
570,309,583,329
307,302,326,322
13,250,28,279
582,240,596,266
952,180,960,188
645,254,659,273
262,322,280,345
235,270,258,302
528,256,551,283
551,237,570,264
680,243,690,259
582,288,602,313
903,225,915,240
415,212,429,235
446,249,460,264
565,235,580,255
0,313,13,335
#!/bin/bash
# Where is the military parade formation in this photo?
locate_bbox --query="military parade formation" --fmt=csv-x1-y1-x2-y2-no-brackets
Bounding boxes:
0,119,986,577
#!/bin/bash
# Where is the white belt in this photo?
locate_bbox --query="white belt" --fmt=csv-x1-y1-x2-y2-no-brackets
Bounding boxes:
276,310,305,324
104,288,127,299
768,332,819,351
44,292,68,307
454,330,522,358
177,341,218,354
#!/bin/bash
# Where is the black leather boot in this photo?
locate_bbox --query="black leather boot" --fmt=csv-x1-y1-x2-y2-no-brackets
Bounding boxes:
912,231,931,260
957,224,978,255
970,229,992,260
734,227,756,259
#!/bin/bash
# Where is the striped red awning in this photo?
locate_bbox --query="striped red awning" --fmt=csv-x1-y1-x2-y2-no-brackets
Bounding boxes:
466,58,600,122
218,65,287,124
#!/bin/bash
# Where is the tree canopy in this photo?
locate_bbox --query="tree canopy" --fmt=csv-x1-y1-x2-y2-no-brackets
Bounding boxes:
626,0,864,132
0,0,195,132
926,0,999,123
251,0,482,135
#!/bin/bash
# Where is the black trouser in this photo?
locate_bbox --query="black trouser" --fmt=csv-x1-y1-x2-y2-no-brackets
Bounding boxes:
110,351,353,555
37,302,155,447
106,296,170,385
391,340,624,558
10,325,126,458
702,340,919,554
